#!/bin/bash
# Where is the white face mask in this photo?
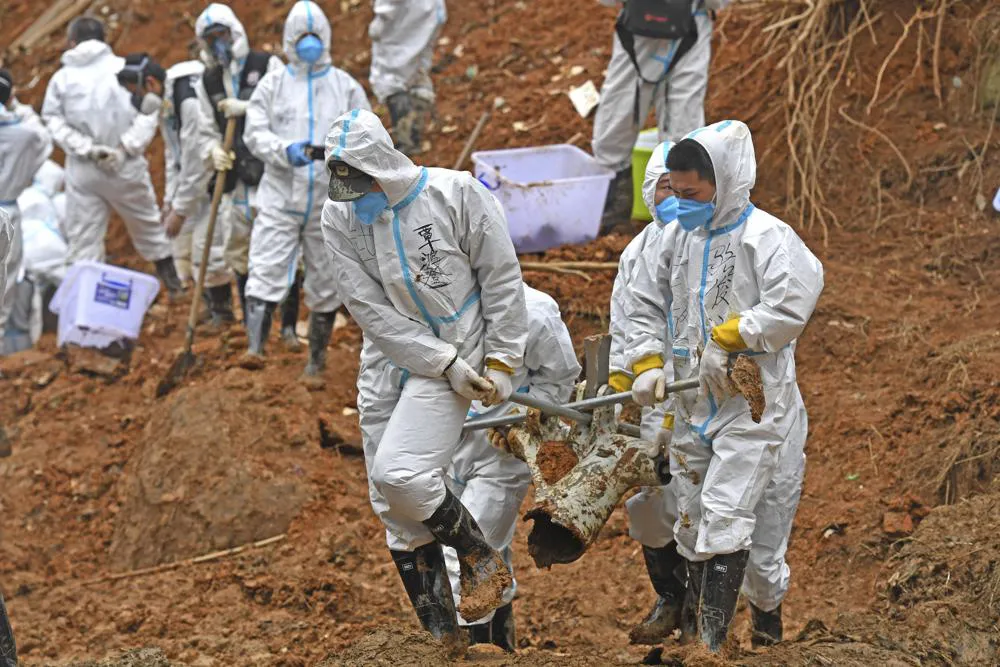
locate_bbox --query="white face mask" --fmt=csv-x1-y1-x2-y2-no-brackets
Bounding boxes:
140,92,164,116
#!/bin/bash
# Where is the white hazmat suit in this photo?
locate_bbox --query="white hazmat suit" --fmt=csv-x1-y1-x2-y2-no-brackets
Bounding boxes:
625,120,823,583
244,1,370,312
368,0,447,105
321,108,528,545
41,40,172,266
0,100,51,338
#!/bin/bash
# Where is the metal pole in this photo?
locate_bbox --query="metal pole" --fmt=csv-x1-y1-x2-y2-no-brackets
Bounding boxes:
507,392,593,423
564,378,700,411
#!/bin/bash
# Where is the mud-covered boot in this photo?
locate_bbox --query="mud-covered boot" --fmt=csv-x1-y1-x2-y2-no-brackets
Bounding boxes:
699,550,750,653
0,591,17,667
490,601,516,653
240,296,274,370
679,559,704,642
279,273,303,352
387,91,417,156
629,543,687,645
411,96,434,154
205,283,236,328
423,489,512,622
303,311,336,377
599,166,633,236
235,271,249,323
750,602,782,648
154,257,186,300
390,543,464,649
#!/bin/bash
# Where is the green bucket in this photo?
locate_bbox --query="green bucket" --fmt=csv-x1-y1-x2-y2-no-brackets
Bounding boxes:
631,128,660,221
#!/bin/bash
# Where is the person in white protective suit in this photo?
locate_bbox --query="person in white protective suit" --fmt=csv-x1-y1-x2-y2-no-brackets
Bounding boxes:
442,284,580,651
242,0,371,375
40,18,183,297
625,120,823,652
0,204,16,664
193,4,284,321
0,68,52,354
321,108,529,644
604,139,691,645
592,0,729,234
151,56,235,326
368,0,447,156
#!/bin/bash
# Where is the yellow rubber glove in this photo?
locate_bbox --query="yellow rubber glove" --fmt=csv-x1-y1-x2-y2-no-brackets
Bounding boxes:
608,371,633,393
711,317,747,353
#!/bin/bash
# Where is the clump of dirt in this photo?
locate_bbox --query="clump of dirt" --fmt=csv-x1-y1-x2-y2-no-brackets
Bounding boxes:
319,628,452,667
535,441,578,485
68,647,172,667
108,368,311,569
729,355,764,423
457,551,512,622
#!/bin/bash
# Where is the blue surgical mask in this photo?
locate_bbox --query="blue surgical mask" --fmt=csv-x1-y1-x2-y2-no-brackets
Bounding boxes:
654,195,678,224
296,35,324,64
353,191,389,225
676,198,715,231
211,38,233,67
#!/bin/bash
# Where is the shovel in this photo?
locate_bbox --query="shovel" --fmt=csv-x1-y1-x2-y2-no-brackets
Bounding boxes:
156,116,237,398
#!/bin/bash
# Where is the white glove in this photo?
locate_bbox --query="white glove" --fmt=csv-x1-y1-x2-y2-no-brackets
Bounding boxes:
211,143,235,172
699,339,733,401
445,356,493,401
368,16,386,40
482,369,513,407
632,368,665,407
89,145,126,171
217,98,249,118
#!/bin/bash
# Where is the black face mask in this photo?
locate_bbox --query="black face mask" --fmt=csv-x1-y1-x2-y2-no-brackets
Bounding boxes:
211,38,233,67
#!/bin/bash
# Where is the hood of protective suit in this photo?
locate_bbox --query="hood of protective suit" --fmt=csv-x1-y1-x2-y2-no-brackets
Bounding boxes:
686,120,756,230
165,60,204,84
642,140,674,226
33,160,65,197
325,108,423,207
284,1,332,69
61,40,114,67
195,3,251,67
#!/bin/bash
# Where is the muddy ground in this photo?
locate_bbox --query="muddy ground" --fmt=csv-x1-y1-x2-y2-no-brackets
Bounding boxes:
1,0,999,664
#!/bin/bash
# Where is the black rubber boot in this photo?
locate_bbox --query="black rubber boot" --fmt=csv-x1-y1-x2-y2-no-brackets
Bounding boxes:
423,489,512,623
387,91,417,156
599,166,634,236
154,257,186,299
750,602,783,648
205,283,236,328
280,273,303,351
235,271,249,323
490,601,516,653
629,543,688,645
411,96,434,153
468,621,491,647
241,296,275,370
699,550,750,653
303,311,336,377
0,591,17,667
390,544,462,644
680,559,704,642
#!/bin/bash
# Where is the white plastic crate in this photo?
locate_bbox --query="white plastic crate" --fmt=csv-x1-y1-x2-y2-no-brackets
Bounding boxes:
472,144,615,253
49,261,160,348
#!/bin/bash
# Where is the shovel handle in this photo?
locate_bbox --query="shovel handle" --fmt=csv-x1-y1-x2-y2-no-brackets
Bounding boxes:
181,117,238,352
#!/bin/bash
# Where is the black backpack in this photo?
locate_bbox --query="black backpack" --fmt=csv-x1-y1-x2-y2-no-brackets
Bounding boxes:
614,0,701,123
202,50,271,194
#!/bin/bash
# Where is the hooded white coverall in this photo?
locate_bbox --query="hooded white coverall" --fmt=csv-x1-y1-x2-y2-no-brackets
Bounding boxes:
368,0,447,104
321,109,528,549
41,40,171,265
442,284,581,625
625,120,822,611
0,101,51,337
244,1,370,312
194,4,284,277
592,0,725,173
608,140,686,548
162,60,229,289
0,209,13,299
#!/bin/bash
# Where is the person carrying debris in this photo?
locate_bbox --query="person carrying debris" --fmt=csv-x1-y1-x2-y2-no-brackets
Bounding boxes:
321,108,528,647
592,0,731,235
193,3,284,321
41,17,184,298
606,138,693,644
368,0,447,155
626,120,824,652
241,0,370,376
0,68,53,355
